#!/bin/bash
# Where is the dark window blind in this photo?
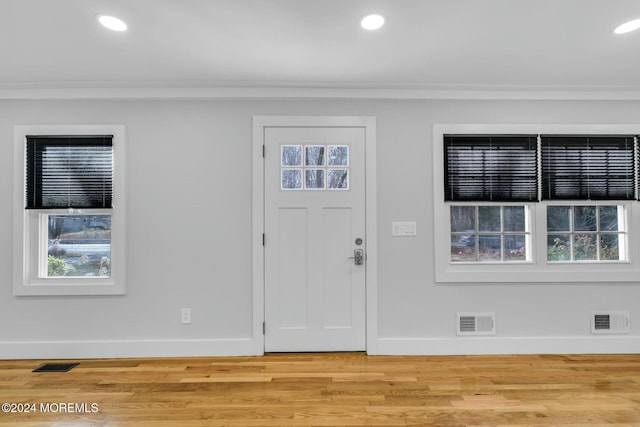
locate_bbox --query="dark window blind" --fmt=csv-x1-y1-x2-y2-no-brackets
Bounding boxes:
26,135,113,209
541,135,635,200
444,134,539,202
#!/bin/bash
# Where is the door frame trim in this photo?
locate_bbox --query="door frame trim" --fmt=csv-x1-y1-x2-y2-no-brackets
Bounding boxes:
252,116,378,355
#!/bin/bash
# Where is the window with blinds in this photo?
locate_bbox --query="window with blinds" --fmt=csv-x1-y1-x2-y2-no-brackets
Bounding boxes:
25,135,113,209
437,127,640,278
444,134,539,202
541,135,636,201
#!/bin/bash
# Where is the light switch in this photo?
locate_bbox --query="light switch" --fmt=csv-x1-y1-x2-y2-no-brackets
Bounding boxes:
392,221,417,236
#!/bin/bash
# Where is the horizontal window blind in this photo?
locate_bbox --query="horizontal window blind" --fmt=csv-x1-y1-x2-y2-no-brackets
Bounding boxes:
444,134,539,202
541,135,636,200
26,135,113,209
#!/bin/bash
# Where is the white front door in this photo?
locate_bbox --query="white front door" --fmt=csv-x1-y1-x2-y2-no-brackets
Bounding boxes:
264,126,366,352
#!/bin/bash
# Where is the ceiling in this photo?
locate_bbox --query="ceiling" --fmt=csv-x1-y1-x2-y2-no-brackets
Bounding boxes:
2,0,640,97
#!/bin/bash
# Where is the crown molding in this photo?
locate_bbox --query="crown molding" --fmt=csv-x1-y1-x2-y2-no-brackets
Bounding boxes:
2,85,640,101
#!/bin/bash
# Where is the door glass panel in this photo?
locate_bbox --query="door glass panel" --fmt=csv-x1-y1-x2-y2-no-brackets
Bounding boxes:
328,169,349,189
281,145,350,191
328,145,349,166
305,169,325,189
305,145,325,166
282,169,302,190
282,145,302,166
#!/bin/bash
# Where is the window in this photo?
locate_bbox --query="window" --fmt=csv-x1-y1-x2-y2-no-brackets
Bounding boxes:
547,205,626,262
445,135,536,263
45,214,112,277
541,135,634,264
434,124,640,283
13,125,125,296
450,205,530,262
445,133,634,265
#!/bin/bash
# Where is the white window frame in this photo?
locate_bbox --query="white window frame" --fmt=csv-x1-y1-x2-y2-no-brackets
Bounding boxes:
433,124,640,283
13,125,126,296
545,203,628,263
449,203,533,264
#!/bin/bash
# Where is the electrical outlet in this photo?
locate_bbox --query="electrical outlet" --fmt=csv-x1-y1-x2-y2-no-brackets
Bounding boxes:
181,308,192,324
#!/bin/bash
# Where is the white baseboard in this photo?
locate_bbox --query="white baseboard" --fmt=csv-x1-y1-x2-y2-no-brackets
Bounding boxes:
0,338,259,360
4,336,637,360
377,336,640,355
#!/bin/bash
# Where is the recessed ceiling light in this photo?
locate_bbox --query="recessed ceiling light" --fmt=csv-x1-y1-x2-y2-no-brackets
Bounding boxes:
361,14,385,31
97,14,128,32
614,18,640,34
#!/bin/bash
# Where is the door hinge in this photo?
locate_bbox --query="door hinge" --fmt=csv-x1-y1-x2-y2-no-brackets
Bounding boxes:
262,233,265,246
262,322,265,335
262,145,265,158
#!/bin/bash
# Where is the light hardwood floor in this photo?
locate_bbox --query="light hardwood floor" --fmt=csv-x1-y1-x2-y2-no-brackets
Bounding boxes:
1,353,640,426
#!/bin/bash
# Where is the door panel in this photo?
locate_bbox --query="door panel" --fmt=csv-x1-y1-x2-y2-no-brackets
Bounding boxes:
322,207,354,328
264,126,366,352
277,207,308,329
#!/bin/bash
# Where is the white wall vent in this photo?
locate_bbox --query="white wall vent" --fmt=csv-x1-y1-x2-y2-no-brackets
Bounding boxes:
457,312,495,336
591,311,630,334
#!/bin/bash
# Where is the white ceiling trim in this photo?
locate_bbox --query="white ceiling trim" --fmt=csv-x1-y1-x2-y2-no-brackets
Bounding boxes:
3,86,640,101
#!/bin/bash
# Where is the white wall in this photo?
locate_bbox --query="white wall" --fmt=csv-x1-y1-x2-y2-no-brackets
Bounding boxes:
2,98,640,358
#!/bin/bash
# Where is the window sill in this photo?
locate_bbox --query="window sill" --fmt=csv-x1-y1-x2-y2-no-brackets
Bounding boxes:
450,261,533,266
436,263,640,283
14,281,126,297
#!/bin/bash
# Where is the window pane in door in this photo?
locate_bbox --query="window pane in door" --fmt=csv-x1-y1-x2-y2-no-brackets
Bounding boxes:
305,146,325,166
328,169,349,189
328,145,349,166
305,169,325,189
282,169,302,190
282,145,302,166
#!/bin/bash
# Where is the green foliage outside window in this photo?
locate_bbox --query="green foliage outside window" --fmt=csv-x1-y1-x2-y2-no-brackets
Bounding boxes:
47,255,68,276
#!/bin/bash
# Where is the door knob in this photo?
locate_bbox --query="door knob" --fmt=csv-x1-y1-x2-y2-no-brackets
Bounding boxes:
348,249,364,265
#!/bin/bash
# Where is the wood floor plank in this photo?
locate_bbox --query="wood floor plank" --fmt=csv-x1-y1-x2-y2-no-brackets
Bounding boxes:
1,353,640,426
